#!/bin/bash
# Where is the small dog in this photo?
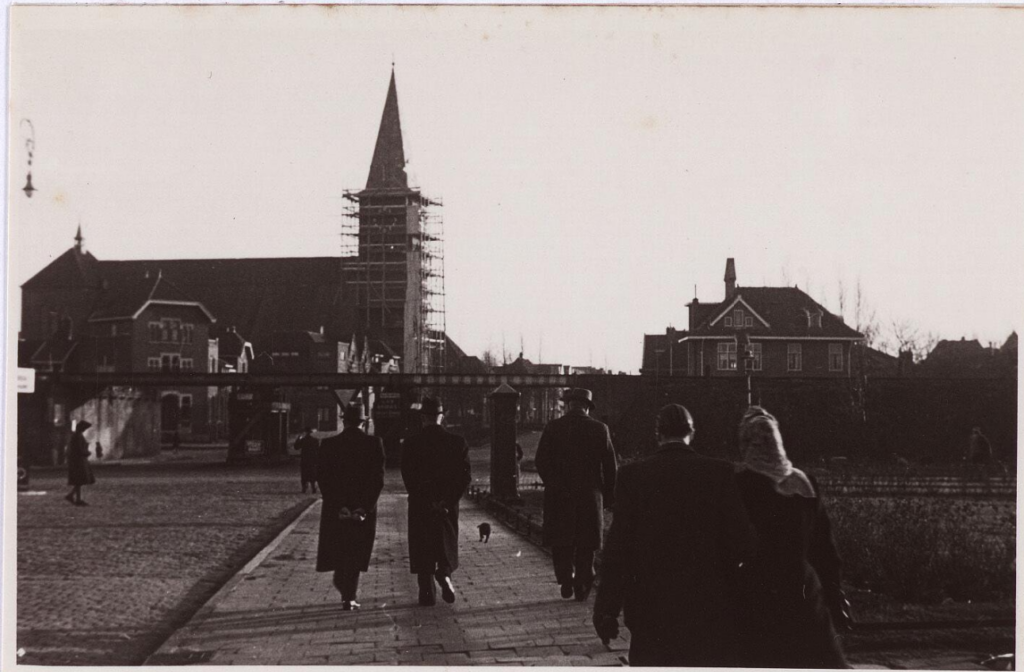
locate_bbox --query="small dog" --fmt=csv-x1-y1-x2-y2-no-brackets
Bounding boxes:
477,522,491,543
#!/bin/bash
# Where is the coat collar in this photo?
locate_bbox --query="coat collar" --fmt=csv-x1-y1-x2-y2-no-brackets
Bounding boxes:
656,440,696,455
566,408,590,418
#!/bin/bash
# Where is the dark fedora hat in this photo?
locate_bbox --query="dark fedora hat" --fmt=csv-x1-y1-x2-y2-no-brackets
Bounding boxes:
419,397,444,416
342,404,366,424
562,388,595,409
75,420,92,432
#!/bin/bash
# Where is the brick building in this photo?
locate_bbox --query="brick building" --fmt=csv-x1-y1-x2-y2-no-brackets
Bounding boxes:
18,70,461,464
642,258,865,377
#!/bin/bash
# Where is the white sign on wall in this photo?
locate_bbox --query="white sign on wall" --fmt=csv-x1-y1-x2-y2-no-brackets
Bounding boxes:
16,368,36,394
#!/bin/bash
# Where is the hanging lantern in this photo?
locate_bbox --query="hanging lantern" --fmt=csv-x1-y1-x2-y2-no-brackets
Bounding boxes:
23,173,36,198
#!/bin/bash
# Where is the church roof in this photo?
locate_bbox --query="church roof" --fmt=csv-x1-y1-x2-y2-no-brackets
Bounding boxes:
364,69,409,192
92,257,354,347
88,271,212,321
21,245,100,290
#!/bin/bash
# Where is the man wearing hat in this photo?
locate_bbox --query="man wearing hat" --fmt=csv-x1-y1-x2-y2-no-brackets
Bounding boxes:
592,404,756,666
65,420,96,506
315,404,385,610
535,388,618,601
295,426,319,494
400,397,472,606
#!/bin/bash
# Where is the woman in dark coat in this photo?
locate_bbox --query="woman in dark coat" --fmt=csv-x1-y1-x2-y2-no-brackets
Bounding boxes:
400,398,471,606
733,407,852,669
65,421,96,506
315,405,385,610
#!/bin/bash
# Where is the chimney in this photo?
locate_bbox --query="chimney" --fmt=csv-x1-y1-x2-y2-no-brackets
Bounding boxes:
724,258,737,297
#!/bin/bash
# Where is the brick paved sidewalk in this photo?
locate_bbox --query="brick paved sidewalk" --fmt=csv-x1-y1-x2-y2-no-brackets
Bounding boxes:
149,474,630,666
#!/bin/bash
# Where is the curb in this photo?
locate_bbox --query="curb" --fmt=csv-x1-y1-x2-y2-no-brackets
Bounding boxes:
142,498,320,664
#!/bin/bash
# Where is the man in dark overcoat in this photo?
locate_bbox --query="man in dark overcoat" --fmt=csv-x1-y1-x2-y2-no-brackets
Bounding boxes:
400,397,471,606
592,404,757,666
535,388,617,601
296,427,319,494
315,405,385,610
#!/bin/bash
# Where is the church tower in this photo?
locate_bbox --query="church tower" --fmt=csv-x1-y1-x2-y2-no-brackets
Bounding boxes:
342,69,446,373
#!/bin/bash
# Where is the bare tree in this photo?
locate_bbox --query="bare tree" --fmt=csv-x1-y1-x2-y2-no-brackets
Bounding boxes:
888,318,939,362
853,278,881,348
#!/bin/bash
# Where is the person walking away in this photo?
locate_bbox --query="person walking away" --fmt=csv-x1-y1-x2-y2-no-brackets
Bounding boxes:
315,405,385,611
296,427,319,494
593,404,755,666
535,388,617,601
65,420,96,506
401,397,471,606
732,406,851,668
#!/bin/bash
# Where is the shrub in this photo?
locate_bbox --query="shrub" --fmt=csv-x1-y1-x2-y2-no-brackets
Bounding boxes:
826,496,1015,603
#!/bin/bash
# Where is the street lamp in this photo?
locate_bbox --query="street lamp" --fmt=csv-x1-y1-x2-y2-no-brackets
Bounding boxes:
739,332,755,407
21,119,36,198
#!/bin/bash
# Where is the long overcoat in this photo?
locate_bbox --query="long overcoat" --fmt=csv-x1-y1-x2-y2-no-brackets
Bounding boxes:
593,442,756,666
66,434,96,486
400,425,471,575
315,428,385,573
296,434,319,481
733,470,848,668
534,409,617,549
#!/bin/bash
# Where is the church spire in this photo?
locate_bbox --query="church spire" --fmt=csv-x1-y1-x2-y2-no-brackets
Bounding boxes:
365,68,408,191
74,224,84,250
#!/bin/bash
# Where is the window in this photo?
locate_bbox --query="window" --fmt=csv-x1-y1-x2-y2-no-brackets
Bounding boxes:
181,358,194,370
808,311,822,328
147,357,161,370
745,317,753,327
829,343,844,372
180,395,193,428
317,406,332,430
161,354,181,371
734,310,744,325
750,343,763,371
149,323,162,342
724,317,732,327
717,342,737,371
183,324,194,344
787,343,802,372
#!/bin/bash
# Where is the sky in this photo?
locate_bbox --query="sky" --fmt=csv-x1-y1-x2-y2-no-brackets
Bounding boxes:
6,5,1024,373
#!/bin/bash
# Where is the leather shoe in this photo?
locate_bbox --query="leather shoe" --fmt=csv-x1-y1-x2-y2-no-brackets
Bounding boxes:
438,576,456,604
560,583,574,599
342,600,360,611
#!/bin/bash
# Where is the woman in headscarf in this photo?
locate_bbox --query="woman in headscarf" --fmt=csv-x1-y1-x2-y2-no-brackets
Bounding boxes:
733,406,851,669
66,420,96,506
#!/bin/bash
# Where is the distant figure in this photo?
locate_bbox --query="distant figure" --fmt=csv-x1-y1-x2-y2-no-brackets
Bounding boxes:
732,407,851,668
315,405,385,611
95,441,104,460
968,427,993,465
296,427,319,494
401,397,472,606
65,421,96,506
536,388,617,601
171,430,181,455
478,522,492,543
593,404,754,666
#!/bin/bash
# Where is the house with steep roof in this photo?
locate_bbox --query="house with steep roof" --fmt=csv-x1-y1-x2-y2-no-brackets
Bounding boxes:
643,259,865,377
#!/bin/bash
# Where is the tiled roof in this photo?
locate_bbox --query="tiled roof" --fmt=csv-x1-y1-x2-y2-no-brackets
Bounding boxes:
21,246,100,290
690,287,862,339
88,272,208,321
94,257,353,348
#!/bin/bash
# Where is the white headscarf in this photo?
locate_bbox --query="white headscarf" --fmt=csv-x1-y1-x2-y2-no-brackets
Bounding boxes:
737,407,815,498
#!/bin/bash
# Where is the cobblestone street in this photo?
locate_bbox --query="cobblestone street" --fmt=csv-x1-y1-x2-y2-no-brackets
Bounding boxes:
150,470,630,666
16,463,315,665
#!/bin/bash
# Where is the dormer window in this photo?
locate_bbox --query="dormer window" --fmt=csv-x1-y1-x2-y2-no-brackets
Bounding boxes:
806,310,822,328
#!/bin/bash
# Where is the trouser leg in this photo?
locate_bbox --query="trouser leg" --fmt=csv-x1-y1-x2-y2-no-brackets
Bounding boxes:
332,568,360,601
552,546,575,585
573,547,595,587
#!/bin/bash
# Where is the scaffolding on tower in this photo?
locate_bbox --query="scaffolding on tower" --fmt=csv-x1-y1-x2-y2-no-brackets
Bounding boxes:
419,196,447,374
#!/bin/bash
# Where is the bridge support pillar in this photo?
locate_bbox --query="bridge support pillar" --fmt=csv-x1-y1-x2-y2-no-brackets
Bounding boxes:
489,383,521,502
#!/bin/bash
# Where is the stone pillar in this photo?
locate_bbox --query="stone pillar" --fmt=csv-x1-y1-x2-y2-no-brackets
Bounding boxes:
489,383,521,502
